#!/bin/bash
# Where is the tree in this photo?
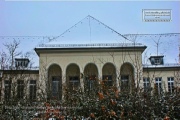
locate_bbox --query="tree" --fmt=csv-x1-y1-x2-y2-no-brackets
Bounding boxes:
3,39,21,69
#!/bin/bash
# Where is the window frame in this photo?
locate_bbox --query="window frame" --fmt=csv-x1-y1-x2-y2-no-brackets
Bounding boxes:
154,58,161,65
69,76,80,90
4,80,11,100
17,80,24,99
155,77,162,94
121,75,129,91
143,77,150,92
29,80,36,100
51,76,61,99
102,75,113,86
86,75,96,91
167,77,174,93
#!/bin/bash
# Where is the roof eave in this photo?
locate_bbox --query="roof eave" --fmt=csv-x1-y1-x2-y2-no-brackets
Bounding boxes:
34,46,147,54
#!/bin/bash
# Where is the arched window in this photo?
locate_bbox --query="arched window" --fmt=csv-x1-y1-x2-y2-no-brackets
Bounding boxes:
120,63,134,92
84,63,98,94
66,64,80,91
48,64,62,100
102,63,116,87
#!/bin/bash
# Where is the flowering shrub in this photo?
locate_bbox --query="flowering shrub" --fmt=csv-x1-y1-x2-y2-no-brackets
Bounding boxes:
0,79,179,120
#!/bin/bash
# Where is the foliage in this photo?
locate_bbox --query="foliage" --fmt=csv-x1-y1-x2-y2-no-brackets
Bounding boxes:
0,79,179,120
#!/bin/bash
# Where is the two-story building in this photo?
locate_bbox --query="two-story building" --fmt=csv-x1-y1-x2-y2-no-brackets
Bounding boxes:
0,16,179,101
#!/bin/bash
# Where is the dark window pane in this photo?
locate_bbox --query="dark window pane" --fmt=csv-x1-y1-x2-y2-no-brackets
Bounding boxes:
103,75,113,86
121,75,129,91
52,81,59,96
52,76,61,98
121,75,129,80
167,77,174,93
4,80,11,100
69,76,80,90
29,80,36,100
17,80,24,99
85,75,97,92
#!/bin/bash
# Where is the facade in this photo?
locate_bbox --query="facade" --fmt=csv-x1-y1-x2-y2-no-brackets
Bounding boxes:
1,45,179,101
0,59,39,101
35,43,146,100
33,41,180,100
143,56,180,94
0,18,180,101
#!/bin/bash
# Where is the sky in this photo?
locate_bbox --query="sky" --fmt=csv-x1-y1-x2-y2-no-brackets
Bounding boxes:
0,1,180,66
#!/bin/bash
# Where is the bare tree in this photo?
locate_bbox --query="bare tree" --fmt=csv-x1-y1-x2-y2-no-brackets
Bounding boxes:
151,36,162,56
3,39,22,69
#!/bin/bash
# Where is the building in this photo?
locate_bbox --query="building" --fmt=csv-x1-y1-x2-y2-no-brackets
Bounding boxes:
0,58,39,101
143,56,180,94
0,16,180,101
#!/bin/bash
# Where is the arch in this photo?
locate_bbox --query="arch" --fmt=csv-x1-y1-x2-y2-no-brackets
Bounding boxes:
48,63,62,76
84,63,99,94
120,62,134,92
48,64,62,100
66,63,80,91
84,63,98,76
102,62,116,86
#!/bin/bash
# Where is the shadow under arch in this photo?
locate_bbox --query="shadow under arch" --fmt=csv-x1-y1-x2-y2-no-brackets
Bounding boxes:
48,63,62,100
84,63,99,94
66,63,80,91
120,62,134,93
102,62,116,87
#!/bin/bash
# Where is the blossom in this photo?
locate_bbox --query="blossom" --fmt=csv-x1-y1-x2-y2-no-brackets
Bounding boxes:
164,116,170,120
98,92,104,100
90,113,95,118
110,110,116,116
110,99,116,105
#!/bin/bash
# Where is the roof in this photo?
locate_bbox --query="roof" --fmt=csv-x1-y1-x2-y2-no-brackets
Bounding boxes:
0,69,39,74
143,63,180,70
35,16,145,49
0,66,39,71
15,58,30,62
149,55,164,58
37,43,145,49
124,34,180,64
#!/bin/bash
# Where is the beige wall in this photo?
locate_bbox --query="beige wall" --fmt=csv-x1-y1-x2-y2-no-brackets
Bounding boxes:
1,72,39,100
143,69,180,92
39,50,143,96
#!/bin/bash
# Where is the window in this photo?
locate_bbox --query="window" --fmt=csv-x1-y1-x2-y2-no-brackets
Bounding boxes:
29,80,36,100
86,75,96,91
167,77,174,93
52,76,61,99
17,80,24,99
4,80,11,100
143,77,150,92
155,77,162,94
121,75,129,91
154,58,160,65
15,58,29,68
69,76,80,90
103,75,113,86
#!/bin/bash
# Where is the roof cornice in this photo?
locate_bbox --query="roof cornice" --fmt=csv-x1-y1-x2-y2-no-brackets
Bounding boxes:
34,46,147,56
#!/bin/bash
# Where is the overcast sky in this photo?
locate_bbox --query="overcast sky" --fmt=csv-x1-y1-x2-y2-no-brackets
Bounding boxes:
0,1,180,66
